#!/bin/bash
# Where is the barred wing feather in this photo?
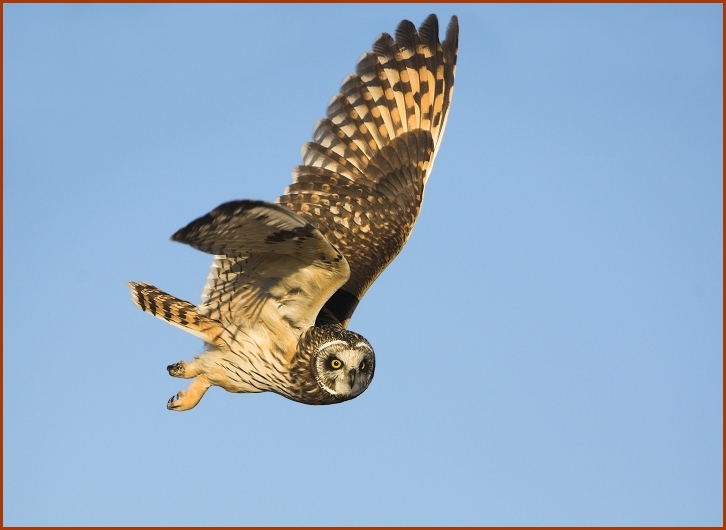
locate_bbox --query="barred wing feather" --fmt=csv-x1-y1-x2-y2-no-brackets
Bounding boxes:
277,14,459,326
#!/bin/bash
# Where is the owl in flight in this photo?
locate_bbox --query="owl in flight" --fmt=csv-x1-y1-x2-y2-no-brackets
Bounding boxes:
129,14,459,410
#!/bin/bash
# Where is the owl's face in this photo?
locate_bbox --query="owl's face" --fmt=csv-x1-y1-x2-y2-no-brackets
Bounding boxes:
313,335,375,400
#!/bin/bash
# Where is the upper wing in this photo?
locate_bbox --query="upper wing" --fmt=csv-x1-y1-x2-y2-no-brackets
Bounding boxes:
171,200,350,333
276,14,459,326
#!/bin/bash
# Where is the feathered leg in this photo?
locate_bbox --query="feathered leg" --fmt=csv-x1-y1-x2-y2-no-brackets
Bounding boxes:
167,375,212,411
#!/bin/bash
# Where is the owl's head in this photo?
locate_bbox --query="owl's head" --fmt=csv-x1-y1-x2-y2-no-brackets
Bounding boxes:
291,325,375,404
313,335,375,399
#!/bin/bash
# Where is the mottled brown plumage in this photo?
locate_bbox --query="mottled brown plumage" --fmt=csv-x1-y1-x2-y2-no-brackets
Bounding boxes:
278,14,458,326
129,14,458,410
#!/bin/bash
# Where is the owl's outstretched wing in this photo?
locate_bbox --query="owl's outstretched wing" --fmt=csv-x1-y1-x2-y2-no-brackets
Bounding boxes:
171,200,350,333
276,14,459,327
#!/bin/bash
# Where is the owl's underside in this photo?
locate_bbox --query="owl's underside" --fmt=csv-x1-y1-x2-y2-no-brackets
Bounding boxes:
129,14,459,410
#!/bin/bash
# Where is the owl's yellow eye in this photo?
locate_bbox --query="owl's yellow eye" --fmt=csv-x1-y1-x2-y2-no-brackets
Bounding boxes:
359,361,366,371
330,358,342,369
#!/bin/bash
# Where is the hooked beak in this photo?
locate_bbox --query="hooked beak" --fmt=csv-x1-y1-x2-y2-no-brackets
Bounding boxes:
348,369,357,388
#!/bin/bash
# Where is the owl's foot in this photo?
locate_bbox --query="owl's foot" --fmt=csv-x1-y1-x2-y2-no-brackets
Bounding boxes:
167,360,203,378
167,376,212,411
167,361,187,378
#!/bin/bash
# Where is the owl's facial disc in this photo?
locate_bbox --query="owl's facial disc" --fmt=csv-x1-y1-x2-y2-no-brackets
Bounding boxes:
314,338,375,400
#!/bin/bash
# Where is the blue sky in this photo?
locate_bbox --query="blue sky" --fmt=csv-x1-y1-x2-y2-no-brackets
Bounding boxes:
3,3,722,525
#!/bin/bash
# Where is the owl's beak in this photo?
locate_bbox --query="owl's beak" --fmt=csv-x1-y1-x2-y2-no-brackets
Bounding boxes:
348,369,357,387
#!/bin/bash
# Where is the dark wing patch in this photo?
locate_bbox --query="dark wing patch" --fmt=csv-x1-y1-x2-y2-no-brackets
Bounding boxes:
277,15,458,326
173,201,323,258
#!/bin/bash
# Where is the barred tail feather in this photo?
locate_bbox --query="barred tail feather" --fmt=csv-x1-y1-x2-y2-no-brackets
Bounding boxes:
127,281,225,347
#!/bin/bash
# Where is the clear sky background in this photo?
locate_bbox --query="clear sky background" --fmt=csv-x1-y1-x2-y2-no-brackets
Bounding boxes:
3,3,722,526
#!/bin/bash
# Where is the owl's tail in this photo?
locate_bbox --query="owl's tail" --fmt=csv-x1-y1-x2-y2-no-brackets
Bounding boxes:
127,281,225,347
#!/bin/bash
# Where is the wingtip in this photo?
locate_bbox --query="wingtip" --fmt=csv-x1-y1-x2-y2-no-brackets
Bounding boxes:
169,228,183,244
445,15,459,48
394,18,417,49
418,14,440,47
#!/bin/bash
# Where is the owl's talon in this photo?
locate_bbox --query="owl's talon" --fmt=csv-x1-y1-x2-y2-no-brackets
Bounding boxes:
167,362,187,378
167,391,184,410
165,378,210,411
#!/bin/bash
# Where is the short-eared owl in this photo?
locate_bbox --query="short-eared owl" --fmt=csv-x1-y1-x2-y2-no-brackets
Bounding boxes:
129,14,459,410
